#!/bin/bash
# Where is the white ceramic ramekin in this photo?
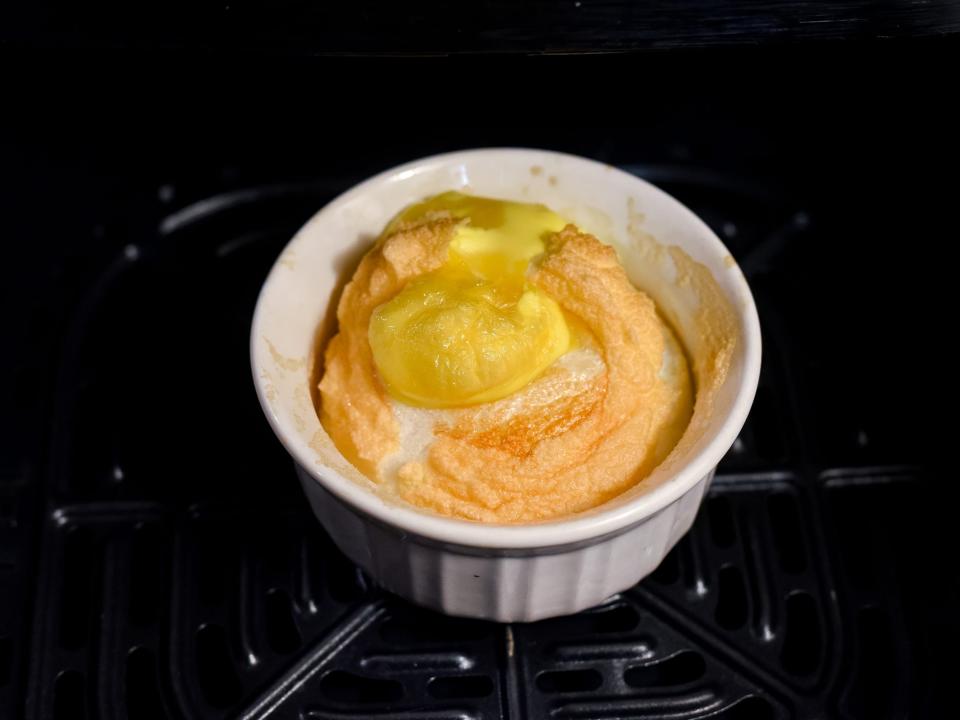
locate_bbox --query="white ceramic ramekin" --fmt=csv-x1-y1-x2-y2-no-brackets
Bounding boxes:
251,149,761,622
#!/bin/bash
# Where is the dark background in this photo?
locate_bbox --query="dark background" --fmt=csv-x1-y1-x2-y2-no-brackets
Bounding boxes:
0,6,954,718
4,40,946,479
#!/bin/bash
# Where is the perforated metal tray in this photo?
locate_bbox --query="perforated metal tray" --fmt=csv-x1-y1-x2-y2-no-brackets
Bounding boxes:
1,168,934,719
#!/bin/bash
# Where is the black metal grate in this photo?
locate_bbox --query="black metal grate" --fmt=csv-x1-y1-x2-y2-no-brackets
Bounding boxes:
5,168,933,719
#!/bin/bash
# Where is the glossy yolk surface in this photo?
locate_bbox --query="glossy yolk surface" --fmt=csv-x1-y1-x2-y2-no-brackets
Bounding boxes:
368,192,573,408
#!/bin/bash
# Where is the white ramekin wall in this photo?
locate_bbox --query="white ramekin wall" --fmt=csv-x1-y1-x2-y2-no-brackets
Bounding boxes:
252,149,760,622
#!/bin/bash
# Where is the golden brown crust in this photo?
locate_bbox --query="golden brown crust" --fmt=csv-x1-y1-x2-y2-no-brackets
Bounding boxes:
439,368,607,459
318,219,457,478
320,222,693,523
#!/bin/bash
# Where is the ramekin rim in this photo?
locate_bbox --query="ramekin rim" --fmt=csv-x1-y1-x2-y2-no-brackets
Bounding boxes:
251,147,762,550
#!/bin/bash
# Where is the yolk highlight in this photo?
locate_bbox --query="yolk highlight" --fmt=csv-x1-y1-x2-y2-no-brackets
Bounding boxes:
369,192,573,408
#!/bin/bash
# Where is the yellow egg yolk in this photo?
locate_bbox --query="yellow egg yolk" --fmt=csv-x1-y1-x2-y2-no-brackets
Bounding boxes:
368,192,573,408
